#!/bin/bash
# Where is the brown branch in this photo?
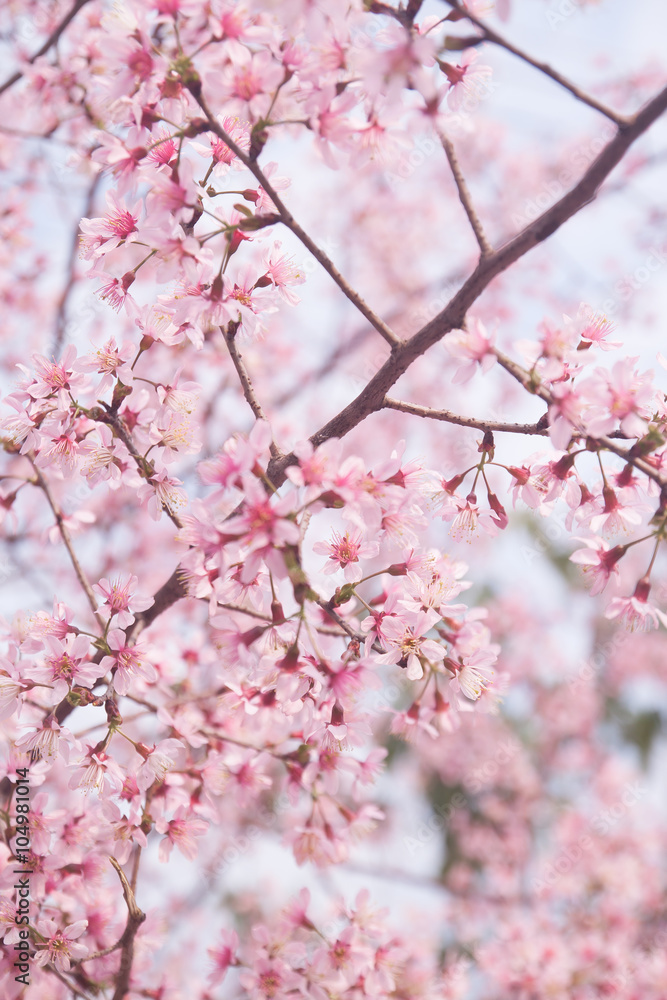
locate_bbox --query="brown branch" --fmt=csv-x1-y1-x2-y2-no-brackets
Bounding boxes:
444,0,629,126
263,82,667,486
384,396,549,435
0,0,92,98
96,407,184,530
223,323,282,461
438,130,493,256
186,86,401,349
109,856,146,1000
126,566,188,642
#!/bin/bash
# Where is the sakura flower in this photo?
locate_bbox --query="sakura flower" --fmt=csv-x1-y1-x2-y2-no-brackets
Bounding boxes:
313,529,379,582
75,337,134,393
208,929,239,986
138,469,187,520
443,492,499,542
79,191,141,260
445,318,497,383
91,269,137,313
93,574,154,628
605,578,667,632
68,749,125,795
31,633,100,702
570,537,626,594
192,114,250,173
307,701,370,751
569,303,621,351
441,49,493,112
15,718,75,762
156,369,201,414
586,485,645,536
238,957,304,999
34,919,88,972
380,611,445,680
260,241,306,305
451,649,496,701
99,630,156,695
19,344,87,407
155,806,209,861
135,738,185,791
585,359,655,439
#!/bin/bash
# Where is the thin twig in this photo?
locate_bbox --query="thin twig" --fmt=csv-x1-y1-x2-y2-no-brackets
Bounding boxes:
30,462,101,621
96,408,184,530
222,324,282,461
187,86,401,348
384,394,631,441
0,0,92,97
109,856,146,1000
444,0,629,126
384,396,548,435
438,130,493,256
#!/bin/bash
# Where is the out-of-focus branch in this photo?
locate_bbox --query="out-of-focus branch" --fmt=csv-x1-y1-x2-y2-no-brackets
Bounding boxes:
443,0,629,126
0,0,93,98
53,172,101,354
187,86,401,349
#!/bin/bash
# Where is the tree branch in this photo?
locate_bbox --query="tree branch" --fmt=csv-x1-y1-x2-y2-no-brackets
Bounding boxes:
52,172,101,354
263,81,667,485
444,0,629,126
96,407,184,530
223,323,282,461
186,86,401,348
438,130,493,256
384,396,549,435
109,856,146,1000
0,0,92,98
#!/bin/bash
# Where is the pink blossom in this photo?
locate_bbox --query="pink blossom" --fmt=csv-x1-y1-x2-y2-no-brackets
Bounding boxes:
570,537,626,595
605,579,667,632
156,807,209,861
135,738,185,791
313,528,379,582
445,319,497,383
93,574,154,628
34,919,88,972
